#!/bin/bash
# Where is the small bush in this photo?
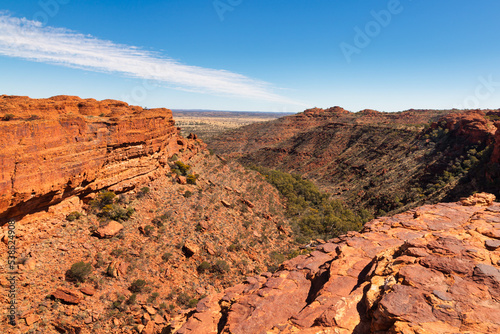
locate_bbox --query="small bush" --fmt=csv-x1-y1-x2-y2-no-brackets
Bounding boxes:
227,243,242,252
176,293,197,308
137,187,150,198
144,225,155,237
101,204,134,221
94,253,105,269
210,260,230,274
27,114,40,121
186,174,199,185
2,114,15,121
174,161,191,176
69,261,92,282
147,292,159,303
184,191,193,198
89,190,116,210
197,261,211,273
66,211,82,221
162,252,173,262
129,279,147,293
111,248,125,257
152,217,164,228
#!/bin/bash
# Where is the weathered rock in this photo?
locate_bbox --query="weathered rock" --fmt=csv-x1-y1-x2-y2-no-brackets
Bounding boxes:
0,95,205,223
80,286,96,296
461,192,496,206
144,305,157,315
241,199,255,208
486,239,500,250
53,287,84,304
95,221,124,238
182,240,199,257
175,196,500,333
24,314,39,326
176,175,187,185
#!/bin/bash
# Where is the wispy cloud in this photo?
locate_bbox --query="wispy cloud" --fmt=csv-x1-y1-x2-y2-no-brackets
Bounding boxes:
0,13,301,105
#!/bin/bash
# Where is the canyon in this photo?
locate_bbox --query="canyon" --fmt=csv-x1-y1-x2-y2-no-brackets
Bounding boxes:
209,107,500,216
0,96,499,334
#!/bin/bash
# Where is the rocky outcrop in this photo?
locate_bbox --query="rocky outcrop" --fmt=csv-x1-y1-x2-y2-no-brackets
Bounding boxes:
174,193,500,333
0,95,204,223
434,110,496,145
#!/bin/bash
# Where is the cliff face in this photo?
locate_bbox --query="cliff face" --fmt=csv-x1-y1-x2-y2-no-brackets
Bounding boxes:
174,193,500,333
208,107,500,215
0,95,202,223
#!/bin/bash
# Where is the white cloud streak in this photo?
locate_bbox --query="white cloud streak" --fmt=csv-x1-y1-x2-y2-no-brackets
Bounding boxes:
0,14,301,105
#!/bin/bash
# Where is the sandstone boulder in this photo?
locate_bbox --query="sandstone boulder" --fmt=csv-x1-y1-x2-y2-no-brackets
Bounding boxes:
53,287,83,304
95,221,123,238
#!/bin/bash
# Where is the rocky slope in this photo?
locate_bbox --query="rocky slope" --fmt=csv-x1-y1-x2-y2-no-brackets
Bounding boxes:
0,95,201,223
173,193,500,333
208,107,500,215
0,95,299,333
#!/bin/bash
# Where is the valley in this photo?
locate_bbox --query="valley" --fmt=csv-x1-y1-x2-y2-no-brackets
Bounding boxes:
0,96,499,333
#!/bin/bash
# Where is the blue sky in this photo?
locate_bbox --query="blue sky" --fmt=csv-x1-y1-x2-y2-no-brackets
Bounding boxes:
1,0,500,113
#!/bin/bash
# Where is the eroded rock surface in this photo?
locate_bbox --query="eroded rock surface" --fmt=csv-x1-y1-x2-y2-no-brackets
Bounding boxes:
175,193,500,333
0,95,203,222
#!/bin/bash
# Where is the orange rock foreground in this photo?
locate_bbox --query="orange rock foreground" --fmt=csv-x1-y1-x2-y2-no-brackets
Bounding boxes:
175,193,500,333
0,95,203,223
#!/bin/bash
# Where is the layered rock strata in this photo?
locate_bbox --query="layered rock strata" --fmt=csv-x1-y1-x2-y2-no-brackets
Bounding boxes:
0,95,202,223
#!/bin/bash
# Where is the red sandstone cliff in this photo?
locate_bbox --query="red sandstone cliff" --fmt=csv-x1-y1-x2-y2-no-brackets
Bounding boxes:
0,95,203,223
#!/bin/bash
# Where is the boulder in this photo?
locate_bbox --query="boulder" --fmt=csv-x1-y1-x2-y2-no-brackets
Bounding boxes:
95,221,124,238
183,240,200,257
53,287,83,304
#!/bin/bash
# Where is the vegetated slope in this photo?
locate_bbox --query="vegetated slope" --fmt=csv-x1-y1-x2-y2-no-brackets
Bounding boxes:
0,97,299,334
209,107,500,216
250,166,373,243
174,193,500,334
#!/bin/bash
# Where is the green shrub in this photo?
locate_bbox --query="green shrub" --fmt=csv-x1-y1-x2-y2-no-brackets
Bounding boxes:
176,293,197,308
162,252,173,262
69,261,92,282
174,161,191,176
184,191,193,198
2,114,15,121
210,260,230,274
148,292,160,303
152,217,164,228
197,261,211,273
144,225,154,236
111,248,125,257
227,243,242,252
94,253,105,269
186,174,199,185
66,211,82,221
188,298,199,308
90,190,116,210
126,293,137,305
137,187,150,198
129,279,147,293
